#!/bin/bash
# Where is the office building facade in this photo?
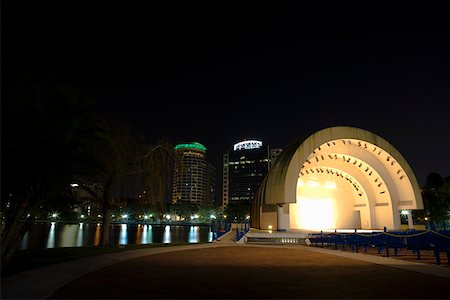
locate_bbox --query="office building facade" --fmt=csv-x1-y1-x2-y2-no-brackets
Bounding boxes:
222,139,281,208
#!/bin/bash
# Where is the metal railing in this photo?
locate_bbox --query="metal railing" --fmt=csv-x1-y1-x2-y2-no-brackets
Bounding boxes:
236,220,250,241
211,220,231,241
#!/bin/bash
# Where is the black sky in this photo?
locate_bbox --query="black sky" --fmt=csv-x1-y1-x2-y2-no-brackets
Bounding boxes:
3,0,450,187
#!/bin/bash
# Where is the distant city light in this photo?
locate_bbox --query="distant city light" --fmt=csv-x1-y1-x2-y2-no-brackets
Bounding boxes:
80,214,85,218
210,214,216,219
122,214,128,219
233,140,262,151
51,213,58,218
70,183,79,187
144,215,149,219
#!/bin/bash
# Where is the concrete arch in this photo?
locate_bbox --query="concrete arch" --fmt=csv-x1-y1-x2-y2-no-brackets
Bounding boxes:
252,126,423,231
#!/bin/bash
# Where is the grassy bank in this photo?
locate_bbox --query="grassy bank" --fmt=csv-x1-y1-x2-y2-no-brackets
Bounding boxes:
2,242,205,277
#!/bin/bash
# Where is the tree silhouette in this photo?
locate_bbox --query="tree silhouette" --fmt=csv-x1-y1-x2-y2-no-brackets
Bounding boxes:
420,172,450,223
1,75,103,266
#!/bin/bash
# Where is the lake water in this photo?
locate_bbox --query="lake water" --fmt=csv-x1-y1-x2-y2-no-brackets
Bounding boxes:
20,222,213,250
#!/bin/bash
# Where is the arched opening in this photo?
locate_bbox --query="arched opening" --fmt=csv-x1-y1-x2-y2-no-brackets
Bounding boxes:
253,126,423,231
290,138,414,230
291,168,370,230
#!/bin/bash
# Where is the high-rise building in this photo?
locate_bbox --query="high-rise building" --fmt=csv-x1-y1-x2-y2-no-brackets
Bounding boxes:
222,139,281,209
172,142,209,204
205,162,216,205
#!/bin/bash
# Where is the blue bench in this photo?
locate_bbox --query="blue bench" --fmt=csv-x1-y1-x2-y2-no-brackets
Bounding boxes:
405,231,450,265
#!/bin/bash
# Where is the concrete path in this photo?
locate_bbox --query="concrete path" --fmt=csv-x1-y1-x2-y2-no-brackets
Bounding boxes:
1,229,237,299
258,244,450,279
2,230,450,299
1,243,223,299
49,246,450,299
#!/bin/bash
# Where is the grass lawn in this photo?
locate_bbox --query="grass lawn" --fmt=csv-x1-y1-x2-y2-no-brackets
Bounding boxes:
2,242,205,277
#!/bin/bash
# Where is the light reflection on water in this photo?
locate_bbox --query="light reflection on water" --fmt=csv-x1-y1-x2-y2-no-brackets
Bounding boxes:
76,223,83,247
119,224,127,245
46,222,56,248
94,224,101,246
163,225,171,243
60,224,79,247
208,230,213,243
135,224,142,244
141,225,153,244
188,226,199,243
20,223,212,250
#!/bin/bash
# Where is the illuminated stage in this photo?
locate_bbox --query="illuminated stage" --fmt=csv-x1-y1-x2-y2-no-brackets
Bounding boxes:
251,126,424,231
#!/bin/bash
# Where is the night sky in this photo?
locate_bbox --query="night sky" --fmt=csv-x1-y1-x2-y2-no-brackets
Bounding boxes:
4,0,450,187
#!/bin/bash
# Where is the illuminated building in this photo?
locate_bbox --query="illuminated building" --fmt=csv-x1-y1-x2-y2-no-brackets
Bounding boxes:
222,140,282,208
172,142,209,204
252,126,423,231
205,162,216,204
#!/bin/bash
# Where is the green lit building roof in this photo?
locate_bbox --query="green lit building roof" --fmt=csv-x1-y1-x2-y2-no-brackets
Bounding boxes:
174,142,207,151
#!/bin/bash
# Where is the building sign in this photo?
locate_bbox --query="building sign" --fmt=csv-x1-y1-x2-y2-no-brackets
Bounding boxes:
233,140,263,151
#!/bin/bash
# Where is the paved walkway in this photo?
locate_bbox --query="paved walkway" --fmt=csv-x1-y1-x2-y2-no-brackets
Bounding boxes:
1,230,236,299
2,230,450,299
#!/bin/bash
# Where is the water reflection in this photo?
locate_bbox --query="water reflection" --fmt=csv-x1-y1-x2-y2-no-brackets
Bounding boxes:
119,224,127,245
208,230,213,243
46,222,56,248
135,224,142,244
94,224,101,246
60,224,79,247
21,231,29,249
141,225,153,244
76,223,83,247
20,223,212,250
163,225,171,243
188,226,199,243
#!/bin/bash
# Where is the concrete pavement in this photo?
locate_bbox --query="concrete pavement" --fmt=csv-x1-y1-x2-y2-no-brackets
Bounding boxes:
2,229,450,299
